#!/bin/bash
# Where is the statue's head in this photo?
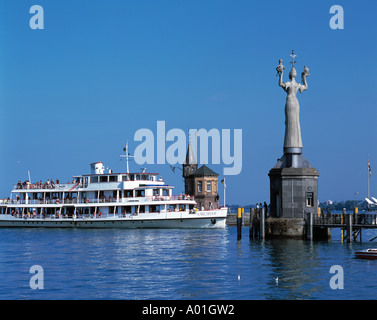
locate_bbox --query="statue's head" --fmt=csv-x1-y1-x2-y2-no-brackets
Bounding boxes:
289,67,297,79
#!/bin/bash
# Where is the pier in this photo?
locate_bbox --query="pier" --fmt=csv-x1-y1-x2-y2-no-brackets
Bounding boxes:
306,211,377,242
228,208,377,242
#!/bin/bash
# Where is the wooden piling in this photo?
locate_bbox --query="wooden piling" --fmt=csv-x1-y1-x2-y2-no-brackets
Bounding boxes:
260,207,265,239
249,208,253,239
237,207,242,240
307,211,313,241
341,208,346,242
346,213,353,243
249,208,260,240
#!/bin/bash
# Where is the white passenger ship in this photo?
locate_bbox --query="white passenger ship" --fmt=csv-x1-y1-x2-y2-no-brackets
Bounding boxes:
0,161,227,228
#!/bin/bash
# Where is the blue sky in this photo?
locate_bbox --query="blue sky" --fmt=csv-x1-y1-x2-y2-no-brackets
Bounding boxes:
0,0,376,205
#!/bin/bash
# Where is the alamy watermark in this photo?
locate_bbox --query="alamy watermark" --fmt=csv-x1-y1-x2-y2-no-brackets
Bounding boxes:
329,265,344,290
29,265,44,290
133,121,242,176
29,5,44,30
329,5,344,30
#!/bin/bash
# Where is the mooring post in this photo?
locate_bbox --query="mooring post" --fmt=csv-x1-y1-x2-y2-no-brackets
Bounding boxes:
307,211,313,241
249,208,253,239
260,207,265,239
237,207,242,240
341,208,346,242
346,213,353,243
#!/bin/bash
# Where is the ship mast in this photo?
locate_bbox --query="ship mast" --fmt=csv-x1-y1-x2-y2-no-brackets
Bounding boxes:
120,141,134,174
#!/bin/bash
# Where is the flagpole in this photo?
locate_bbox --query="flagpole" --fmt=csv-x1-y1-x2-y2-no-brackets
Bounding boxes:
368,166,370,199
368,154,372,211
223,177,226,208
368,155,370,199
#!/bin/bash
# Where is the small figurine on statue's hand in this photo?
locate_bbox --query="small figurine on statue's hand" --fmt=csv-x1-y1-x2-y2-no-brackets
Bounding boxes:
302,65,310,77
301,65,310,83
276,59,285,76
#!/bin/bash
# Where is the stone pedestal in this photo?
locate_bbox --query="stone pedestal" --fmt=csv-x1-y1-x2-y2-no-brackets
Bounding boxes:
268,153,319,238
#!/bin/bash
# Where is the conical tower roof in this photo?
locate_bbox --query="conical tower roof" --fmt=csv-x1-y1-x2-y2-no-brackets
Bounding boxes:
184,140,197,165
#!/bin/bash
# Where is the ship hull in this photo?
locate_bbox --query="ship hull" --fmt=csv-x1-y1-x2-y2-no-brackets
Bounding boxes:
0,211,227,229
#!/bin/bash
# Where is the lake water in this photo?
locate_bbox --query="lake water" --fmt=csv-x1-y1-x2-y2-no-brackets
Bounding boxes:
0,226,377,300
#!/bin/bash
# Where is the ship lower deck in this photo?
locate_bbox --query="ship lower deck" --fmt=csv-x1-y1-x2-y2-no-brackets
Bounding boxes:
0,210,227,229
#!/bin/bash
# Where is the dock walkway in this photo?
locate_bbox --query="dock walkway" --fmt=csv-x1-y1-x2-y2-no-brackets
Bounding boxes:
308,212,377,241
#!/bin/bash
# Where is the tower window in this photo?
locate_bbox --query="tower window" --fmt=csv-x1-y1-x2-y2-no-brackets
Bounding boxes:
206,181,212,192
198,181,202,193
306,192,314,207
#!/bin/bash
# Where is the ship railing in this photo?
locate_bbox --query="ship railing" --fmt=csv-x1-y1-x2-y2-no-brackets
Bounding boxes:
141,195,195,202
5,210,193,220
8,199,78,205
5,195,195,205
13,182,81,191
77,195,195,203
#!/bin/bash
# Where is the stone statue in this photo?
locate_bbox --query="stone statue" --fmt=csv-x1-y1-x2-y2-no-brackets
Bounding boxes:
276,50,309,154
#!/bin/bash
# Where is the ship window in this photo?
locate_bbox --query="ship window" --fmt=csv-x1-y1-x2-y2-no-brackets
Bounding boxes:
91,176,98,183
122,206,132,214
206,181,212,192
198,181,202,193
150,205,160,213
100,176,108,183
306,192,314,207
153,189,159,196
122,175,129,181
109,175,117,182
136,190,145,197
162,189,169,196
124,190,133,198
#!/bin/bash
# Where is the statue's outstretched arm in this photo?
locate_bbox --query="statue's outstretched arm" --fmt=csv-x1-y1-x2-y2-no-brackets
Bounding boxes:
300,67,309,93
278,71,286,90
299,74,308,93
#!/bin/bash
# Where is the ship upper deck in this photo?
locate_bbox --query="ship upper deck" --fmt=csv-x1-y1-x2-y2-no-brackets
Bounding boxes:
12,172,166,193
